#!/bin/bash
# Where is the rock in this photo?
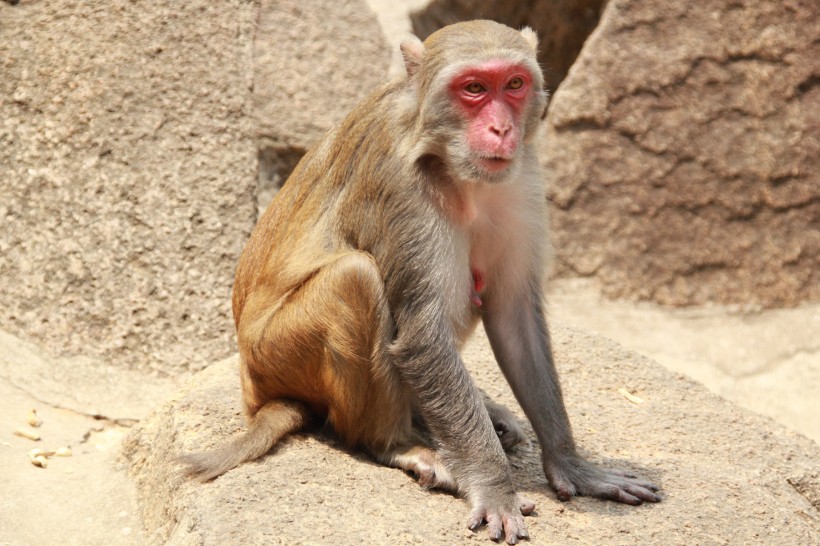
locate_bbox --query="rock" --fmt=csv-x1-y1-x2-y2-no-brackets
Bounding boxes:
410,0,607,93
543,0,820,307
123,324,819,544
0,0,390,374
254,0,390,209
0,0,259,373
0,328,177,421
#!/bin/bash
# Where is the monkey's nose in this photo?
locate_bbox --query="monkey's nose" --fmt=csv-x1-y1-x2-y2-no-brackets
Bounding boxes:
490,124,511,138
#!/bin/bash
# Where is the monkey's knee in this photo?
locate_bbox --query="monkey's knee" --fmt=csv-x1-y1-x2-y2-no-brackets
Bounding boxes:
324,253,384,309
320,252,390,349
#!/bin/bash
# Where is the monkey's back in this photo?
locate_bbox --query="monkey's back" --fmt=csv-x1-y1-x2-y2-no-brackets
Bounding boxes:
231,81,416,327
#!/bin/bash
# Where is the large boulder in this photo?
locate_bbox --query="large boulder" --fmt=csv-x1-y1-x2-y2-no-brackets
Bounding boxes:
123,325,819,544
254,0,390,208
0,0,390,374
544,0,820,307
0,0,259,373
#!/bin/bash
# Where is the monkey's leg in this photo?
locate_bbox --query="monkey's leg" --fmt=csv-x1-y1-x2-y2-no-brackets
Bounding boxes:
242,251,415,456
183,252,399,481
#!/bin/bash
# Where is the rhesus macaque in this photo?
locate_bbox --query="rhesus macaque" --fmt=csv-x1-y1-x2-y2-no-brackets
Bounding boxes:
182,20,659,544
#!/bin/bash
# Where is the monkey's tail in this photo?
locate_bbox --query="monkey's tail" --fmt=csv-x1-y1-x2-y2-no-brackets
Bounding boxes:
178,399,310,481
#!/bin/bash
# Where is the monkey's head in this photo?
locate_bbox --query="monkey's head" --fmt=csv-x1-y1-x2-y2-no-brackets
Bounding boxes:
400,20,548,184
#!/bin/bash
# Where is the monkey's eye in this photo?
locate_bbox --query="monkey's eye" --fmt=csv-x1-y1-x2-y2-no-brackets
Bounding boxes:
508,77,524,90
465,82,485,94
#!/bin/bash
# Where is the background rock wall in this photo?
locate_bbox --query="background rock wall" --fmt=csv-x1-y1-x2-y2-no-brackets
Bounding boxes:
543,0,820,306
253,0,389,213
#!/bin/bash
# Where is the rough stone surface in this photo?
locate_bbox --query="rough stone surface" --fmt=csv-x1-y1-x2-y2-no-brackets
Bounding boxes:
124,325,819,545
543,0,820,307
0,0,391,374
0,0,259,373
254,0,390,202
410,0,606,93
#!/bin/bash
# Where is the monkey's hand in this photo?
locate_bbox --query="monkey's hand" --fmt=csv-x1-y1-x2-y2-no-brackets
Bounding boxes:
467,491,535,544
545,455,661,505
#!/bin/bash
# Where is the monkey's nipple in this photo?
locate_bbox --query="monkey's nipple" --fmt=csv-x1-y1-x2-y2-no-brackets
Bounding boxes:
471,269,485,306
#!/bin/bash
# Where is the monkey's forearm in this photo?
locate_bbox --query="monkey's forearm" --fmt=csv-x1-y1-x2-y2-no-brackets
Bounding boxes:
390,335,512,487
483,294,578,460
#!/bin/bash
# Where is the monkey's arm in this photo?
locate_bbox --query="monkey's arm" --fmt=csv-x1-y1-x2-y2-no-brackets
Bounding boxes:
388,302,531,542
482,285,661,504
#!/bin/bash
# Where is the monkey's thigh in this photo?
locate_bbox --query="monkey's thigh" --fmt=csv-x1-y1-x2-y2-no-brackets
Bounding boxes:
246,252,413,451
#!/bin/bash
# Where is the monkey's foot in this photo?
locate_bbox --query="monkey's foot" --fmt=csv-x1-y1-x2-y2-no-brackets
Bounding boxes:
545,456,661,504
467,494,535,545
483,399,526,452
386,446,457,493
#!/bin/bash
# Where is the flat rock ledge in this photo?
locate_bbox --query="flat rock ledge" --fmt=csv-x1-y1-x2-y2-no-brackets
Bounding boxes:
123,324,819,545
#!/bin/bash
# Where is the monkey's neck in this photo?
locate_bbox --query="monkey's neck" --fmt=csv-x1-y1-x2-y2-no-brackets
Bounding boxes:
450,182,481,226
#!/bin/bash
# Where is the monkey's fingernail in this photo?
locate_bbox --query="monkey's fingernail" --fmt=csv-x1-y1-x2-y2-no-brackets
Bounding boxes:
27,408,43,427
54,446,73,457
14,427,41,441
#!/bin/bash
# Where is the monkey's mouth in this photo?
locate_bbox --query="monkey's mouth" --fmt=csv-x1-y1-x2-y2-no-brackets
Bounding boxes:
480,156,512,172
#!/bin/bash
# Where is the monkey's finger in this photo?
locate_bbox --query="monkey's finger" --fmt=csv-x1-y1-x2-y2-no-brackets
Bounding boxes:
553,481,576,502
613,474,660,493
467,509,486,531
621,483,661,503
629,479,660,492
599,484,642,505
501,512,529,544
486,512,504,542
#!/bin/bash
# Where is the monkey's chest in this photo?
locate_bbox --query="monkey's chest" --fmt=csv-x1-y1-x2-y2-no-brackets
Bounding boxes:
438,181,534,335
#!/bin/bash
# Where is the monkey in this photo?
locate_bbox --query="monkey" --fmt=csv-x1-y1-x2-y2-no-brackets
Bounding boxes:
181,20,660,544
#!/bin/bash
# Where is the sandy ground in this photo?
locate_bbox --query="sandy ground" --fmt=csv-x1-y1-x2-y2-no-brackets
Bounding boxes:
0,381,141,546
0,331,180,545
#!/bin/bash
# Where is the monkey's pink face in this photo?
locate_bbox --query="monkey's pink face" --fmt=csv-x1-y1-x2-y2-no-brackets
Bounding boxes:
450,60,533,175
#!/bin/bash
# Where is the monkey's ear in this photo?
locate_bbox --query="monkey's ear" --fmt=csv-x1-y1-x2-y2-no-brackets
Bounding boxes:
520,27,539,53
400,36,425,78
